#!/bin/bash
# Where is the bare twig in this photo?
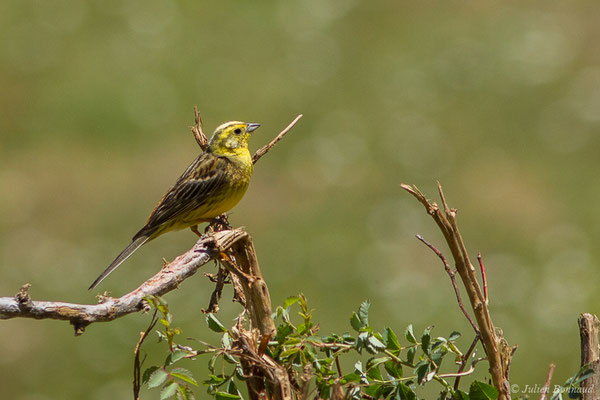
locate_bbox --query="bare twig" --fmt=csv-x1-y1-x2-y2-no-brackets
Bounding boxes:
401,183,512,400
0,229,248,335
252,114,303,163
579,313,599,400
539,363,555,400
416,234,479,334
133,310,159,400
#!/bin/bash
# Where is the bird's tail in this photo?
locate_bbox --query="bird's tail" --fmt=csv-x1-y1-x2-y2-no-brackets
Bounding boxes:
88,235,150,290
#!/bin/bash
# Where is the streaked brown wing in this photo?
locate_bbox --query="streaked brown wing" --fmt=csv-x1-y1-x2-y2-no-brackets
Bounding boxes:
135,152,230,238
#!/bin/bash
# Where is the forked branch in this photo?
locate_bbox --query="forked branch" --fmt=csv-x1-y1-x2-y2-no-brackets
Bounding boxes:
401,182,513,400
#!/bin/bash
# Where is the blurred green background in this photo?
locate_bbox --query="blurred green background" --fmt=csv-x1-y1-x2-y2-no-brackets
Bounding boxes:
1,1,600,398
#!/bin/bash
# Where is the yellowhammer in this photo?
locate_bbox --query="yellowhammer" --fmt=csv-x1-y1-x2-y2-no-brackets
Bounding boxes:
89,121,260,290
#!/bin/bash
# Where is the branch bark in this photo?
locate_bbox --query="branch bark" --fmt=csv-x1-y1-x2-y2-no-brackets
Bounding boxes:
579,313,599,400
401,182,512,400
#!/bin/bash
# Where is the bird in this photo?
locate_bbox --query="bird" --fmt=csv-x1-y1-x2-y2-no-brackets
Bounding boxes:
89,121,260,290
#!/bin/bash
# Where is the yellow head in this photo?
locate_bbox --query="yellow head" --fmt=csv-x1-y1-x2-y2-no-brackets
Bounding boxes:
208,121,260,156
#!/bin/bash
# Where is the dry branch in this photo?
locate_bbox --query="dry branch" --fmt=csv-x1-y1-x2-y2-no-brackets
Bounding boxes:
401,182,512,400
0,229,245,334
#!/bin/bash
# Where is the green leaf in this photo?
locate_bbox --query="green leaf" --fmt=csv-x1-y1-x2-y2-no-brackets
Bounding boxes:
405,325,417,344
276,324,294,343
431,345,447,366
367,356,390,369
208,354,217,373
226,380,239,396
384,360,402,378
160,382,179,400
364,384,384,398
204,375,227,387
283,296,300,309
206,314,227,333
143,366,160,384
160,318,171,328
406,347,416,364
397,382,417,400
176,385,196,400
223,353,238,365
416,362,429,384
454,390,470,400
449,331,461,341
148,368,169,389
358,300,370,326
384,327,402,351
574,367,596,385
215,392,240,400
469,381,499,400
166,350,188,366
279,347,299,358
421,326,432,355
367,335,386,353
342,372,362,383
350,312,364,331
367,365,383,380
221,332,232,349
171,368,198,386
354,361,364,373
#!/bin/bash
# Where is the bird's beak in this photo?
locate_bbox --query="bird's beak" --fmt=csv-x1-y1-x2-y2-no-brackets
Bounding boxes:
246,123,260,133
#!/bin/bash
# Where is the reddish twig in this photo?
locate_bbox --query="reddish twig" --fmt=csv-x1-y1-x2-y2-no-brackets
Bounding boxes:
539,363,555,400
416,234,479,334
477,253,488,305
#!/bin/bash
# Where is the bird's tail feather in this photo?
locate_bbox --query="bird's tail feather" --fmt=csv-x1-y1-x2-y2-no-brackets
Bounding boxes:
88,235,149,290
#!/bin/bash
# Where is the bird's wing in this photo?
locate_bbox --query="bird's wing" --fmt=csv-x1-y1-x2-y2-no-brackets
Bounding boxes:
136,152,231,238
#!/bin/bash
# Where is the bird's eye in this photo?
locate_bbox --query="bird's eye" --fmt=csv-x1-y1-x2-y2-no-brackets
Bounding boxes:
234,128,242,134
